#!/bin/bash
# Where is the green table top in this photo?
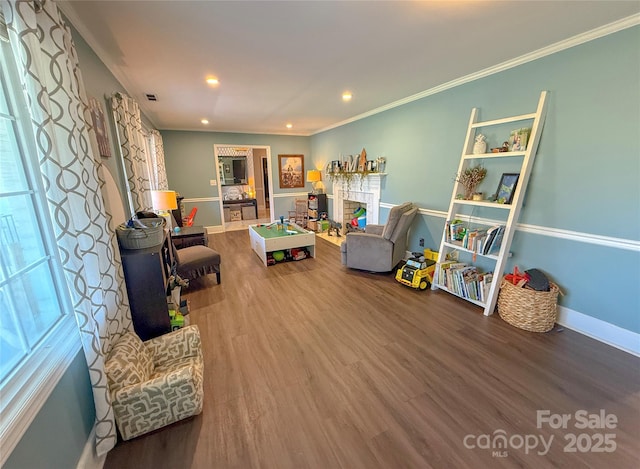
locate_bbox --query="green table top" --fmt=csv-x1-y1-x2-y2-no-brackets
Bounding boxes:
251,223,307,239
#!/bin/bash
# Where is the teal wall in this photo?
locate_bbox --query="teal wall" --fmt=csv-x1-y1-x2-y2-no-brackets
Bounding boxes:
4,352,95,469
72,24,131,214
161,131,311,226
310,27,640,333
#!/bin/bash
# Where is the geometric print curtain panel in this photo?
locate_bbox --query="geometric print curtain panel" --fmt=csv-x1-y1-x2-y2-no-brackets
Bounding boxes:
3,0,132,456
111,92,155,214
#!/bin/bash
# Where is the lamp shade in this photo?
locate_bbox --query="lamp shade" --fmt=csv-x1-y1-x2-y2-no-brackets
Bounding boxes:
150,190,177,211
306,170,322,183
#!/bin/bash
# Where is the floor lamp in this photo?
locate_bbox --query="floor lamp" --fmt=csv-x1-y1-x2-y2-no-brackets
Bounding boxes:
151,190,178,230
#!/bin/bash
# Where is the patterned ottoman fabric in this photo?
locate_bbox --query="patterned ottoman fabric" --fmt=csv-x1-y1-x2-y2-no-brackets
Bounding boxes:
105,325,204,440
105,331,154,393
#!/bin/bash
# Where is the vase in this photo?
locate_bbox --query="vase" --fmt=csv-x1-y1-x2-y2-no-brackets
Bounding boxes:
473,141,487,155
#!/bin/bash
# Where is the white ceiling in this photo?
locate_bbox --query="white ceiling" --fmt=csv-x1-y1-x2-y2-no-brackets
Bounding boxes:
60,1,640,136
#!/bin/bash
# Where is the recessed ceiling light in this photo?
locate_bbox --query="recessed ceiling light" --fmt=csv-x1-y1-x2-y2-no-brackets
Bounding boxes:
286,123,293,129
206,77,219,86
342,91,352,101
201,119,209,125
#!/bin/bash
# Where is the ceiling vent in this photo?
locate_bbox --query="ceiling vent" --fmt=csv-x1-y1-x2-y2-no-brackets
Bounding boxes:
145,93,157,101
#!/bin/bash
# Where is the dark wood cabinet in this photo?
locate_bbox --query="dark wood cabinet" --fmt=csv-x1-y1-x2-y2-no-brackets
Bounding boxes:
307,193,327,219
119,232,172,340
223,198,258,221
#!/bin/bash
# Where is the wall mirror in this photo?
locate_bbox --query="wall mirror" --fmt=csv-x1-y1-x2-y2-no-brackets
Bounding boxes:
219,156,248,185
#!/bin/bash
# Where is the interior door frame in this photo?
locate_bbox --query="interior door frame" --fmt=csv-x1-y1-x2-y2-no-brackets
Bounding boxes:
213,144,274,229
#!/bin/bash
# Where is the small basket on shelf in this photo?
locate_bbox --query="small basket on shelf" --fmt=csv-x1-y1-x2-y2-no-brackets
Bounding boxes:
497,278,561,333
116,218,165,250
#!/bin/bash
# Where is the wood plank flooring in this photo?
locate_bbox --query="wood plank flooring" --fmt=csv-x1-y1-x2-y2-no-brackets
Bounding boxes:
104,230,640,468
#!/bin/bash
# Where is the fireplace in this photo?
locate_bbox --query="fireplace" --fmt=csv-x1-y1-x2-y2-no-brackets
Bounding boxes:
331,174,386,235
342,200,366,233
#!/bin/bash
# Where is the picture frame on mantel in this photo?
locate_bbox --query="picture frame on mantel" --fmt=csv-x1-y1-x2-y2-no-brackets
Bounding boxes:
278,154,305,188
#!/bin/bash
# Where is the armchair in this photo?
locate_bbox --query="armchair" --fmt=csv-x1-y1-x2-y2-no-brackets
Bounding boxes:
105,325,204,441
340,202,418,272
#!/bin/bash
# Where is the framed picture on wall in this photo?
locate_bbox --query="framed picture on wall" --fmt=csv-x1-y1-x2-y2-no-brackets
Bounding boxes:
89,97,112,157
494,173,520,204
278,154,305,188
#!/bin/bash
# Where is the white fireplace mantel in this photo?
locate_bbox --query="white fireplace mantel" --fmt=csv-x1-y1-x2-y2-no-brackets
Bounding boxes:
332,173,386,231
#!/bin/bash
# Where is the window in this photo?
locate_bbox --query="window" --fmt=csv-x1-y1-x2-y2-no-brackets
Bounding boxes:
0,20,80,462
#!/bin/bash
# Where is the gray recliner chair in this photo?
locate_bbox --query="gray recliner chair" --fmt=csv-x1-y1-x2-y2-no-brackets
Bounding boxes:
340,202,419,272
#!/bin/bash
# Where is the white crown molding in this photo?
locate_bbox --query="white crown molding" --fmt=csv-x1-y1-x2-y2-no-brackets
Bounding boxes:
313,14,640,135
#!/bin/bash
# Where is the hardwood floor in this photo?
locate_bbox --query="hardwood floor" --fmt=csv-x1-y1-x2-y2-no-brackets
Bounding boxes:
104,230,640,468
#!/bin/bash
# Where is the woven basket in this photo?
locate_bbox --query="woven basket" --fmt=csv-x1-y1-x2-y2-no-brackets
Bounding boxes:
497,279,560,332
116,218,165,250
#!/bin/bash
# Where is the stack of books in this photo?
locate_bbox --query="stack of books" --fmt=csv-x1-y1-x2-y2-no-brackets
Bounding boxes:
445,221,505,256
435,262,494,303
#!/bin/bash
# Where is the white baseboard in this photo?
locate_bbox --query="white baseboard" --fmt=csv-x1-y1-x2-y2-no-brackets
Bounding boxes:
76,424,106,469
557,306,640,357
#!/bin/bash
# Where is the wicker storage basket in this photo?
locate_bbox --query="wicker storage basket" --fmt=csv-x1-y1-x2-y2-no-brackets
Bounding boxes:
497,279,560,332
116,218,165,249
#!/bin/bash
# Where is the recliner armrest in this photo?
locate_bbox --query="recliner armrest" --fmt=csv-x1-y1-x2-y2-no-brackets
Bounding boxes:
364,224,384,235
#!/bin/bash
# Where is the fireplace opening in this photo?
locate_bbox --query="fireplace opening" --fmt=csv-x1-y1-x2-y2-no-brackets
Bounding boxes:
342,200,367,235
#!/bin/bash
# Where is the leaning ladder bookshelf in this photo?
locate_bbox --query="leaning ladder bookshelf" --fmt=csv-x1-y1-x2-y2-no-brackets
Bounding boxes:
433,91,548,316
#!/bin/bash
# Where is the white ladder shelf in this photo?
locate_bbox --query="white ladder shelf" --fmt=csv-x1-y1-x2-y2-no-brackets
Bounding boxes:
433,91,549,316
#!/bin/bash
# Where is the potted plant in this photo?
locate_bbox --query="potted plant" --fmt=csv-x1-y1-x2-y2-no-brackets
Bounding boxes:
455,165,487,200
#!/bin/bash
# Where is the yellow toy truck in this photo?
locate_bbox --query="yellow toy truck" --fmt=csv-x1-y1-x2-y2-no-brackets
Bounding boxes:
396,248,438,290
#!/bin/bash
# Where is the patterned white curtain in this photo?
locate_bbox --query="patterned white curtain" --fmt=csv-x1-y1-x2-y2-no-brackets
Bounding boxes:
112,92,168,214
150,129,168,190
3,0,131,456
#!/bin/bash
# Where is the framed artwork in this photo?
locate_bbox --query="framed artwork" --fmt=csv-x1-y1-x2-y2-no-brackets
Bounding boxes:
278,154,305,188
89,97,111,157
494,173,520,204
508,127,531,152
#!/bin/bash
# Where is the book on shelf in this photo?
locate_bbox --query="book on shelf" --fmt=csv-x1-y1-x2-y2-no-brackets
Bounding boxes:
447,220,466,242
487,225,505,255
482,225,504,255
478,272,494,303
436,261,465,289
436,262,492,302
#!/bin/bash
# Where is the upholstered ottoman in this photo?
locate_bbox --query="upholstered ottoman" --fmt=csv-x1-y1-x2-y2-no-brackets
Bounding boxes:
175,245,221,283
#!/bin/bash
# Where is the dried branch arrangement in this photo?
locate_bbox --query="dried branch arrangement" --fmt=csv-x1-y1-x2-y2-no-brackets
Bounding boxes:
456,165,487,199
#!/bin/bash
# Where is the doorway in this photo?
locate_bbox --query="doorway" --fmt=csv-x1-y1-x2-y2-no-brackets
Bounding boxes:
214,144,273,231
262,157,269,210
